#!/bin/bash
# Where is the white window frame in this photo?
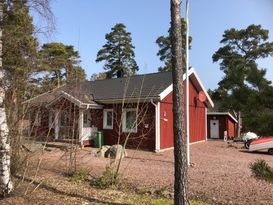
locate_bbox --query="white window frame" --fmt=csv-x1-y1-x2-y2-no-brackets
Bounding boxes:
103,109,113,129
122,108,137,133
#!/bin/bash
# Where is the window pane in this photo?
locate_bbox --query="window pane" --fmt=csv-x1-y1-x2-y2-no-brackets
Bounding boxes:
126,111,136,129
106,111,112,126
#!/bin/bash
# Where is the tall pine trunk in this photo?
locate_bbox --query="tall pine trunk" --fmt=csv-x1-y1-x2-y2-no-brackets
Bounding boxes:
170,0,189,204
0,1,13,196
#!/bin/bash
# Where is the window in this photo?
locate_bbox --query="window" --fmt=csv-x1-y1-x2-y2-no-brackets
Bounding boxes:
103,109,113,129
122,109,137,133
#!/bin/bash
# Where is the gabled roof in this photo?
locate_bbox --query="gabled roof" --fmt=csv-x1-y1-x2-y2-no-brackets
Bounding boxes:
24,68,214,108
207,112,238,123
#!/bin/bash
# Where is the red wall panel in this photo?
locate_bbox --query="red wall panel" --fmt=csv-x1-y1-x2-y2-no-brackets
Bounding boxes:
91,103,156,151
160,79,207,149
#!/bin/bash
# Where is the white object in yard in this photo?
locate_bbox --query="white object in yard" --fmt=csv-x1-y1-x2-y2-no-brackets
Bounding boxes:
242,132,258,141
224,131,227,141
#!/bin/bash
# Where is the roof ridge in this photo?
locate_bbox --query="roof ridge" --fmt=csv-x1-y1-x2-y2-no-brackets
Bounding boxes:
89,71,172,82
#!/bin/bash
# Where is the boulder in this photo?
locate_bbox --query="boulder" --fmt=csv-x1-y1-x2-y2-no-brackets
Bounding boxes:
96,145,110,158
105,144,127,159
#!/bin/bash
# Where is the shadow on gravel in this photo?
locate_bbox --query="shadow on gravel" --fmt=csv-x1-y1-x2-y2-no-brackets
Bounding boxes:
239,150,272,156
126,156,174,164
14,175,129,205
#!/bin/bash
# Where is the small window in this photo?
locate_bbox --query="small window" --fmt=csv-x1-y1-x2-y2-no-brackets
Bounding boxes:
103,109,113,129
122,109,137,133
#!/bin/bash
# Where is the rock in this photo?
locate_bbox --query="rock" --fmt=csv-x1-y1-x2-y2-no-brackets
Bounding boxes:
96,145,110,158
105,144,127,159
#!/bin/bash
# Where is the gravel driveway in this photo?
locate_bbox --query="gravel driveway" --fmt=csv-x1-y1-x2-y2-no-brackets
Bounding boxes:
46,141,273,205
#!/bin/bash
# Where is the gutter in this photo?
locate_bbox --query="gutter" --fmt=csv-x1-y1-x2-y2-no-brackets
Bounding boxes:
151,99,160,152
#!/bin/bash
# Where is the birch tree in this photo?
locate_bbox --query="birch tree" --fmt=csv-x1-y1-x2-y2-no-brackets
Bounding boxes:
170,0,189,204
0,0,13,196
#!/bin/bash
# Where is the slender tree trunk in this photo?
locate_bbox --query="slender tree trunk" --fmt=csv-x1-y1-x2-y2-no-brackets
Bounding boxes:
0,1,13,196
170,0,189,204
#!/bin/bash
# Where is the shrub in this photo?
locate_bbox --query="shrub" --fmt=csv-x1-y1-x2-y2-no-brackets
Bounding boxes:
10,152,28,176
67,168,90,183
249,159,273,182
92,165,120,189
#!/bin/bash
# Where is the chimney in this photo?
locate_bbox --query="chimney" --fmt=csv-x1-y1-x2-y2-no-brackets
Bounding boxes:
117,69,124,78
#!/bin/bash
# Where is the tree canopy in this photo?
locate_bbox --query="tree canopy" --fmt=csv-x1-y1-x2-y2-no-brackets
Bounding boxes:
156,18,192,72
96,23,139,78
38,42,86,90
212,24,273,135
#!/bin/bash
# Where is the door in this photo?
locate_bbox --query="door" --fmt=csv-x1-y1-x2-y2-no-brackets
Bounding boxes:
210,120,219,139
82,110,92,140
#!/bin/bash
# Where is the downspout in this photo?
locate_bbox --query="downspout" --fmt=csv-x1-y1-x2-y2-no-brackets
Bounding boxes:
151,99,160,152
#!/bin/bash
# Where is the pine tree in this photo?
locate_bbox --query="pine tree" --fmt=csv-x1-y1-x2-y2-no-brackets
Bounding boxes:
96,23,139,78
212,24,273,135
38,42,86,90
2,0,39,131
170,0,189,204
156,18,192,72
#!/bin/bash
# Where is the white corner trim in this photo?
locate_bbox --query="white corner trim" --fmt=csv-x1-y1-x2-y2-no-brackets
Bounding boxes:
151,100,161,152
156,102,161,151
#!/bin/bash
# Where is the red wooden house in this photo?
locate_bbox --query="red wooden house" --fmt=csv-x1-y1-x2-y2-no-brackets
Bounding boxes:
207,112,238,140
25,68,214,151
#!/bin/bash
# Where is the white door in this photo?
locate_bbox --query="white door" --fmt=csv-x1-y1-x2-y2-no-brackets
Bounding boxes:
210,120,219,139
82,110,92,140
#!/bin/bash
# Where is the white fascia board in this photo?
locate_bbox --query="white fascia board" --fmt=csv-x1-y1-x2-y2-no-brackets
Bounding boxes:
46,91,102,109
190,68,214,108
158,68,214,109
159,84,173,101
23,84,66,104
207,112,238,123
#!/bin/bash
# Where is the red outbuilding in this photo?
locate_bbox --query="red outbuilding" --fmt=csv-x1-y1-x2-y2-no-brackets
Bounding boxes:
207,112,238,140
25,68,214,151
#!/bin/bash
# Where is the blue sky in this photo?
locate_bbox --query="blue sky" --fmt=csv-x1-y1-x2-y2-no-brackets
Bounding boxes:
34,0,273,90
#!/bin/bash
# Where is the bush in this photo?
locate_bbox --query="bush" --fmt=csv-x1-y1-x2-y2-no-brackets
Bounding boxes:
249,159,273,182
67,168,90,183
10,152,28,176
92,165,120,189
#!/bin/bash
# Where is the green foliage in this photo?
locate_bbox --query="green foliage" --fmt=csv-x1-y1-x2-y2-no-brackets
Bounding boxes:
2,0,39,129
249,159,273,182
67,168,90,184
92,165,120,189
96,23,139,78
38,42,86,91
156,18,192,72
212,24,273,135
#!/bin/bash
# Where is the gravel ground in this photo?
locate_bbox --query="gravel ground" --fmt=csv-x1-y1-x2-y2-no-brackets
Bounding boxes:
85,141,273,205
37,141,273,205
